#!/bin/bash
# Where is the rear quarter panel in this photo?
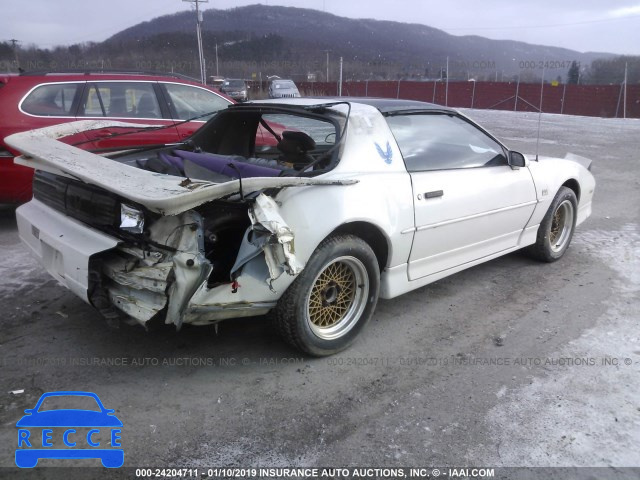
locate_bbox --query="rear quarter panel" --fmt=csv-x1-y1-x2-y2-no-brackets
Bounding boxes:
271,103,416,273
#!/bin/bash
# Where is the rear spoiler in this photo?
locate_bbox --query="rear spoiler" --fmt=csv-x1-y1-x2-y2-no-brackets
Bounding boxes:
564,153,593,172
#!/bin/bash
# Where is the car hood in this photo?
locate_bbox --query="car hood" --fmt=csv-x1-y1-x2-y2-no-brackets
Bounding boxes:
4,120,356,216
16,410,123,427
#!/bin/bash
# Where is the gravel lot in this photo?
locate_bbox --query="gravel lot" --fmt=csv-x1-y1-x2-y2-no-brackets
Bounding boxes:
1,109,638,478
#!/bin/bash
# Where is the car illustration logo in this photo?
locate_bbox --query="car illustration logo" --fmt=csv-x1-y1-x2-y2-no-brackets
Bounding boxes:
15,391,123,468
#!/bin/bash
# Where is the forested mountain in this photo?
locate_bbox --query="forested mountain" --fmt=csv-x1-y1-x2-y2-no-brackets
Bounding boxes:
2,4,633,84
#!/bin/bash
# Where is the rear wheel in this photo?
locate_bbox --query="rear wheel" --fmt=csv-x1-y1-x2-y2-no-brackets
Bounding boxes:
526,186,577,262
273,235,380,356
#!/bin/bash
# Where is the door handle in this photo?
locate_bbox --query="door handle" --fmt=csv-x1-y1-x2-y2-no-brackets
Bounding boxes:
419,190,444,200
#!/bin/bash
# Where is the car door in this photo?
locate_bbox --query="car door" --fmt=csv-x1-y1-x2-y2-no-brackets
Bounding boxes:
76,81,179,150
160,82,232,140
386,112,537,281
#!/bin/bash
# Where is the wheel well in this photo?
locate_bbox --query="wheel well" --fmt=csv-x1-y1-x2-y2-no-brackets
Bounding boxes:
330,222,389,271
562,179,581,202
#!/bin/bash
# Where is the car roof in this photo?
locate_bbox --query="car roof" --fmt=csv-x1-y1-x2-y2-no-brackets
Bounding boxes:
3,71,210,88
245,97,455,114
338,97,452,113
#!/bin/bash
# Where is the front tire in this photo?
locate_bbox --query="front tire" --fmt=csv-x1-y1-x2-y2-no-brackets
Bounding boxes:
526,186,577,262
273,235,380,356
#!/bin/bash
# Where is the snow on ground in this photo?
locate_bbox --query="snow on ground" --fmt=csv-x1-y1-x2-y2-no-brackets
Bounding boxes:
470,223,640,466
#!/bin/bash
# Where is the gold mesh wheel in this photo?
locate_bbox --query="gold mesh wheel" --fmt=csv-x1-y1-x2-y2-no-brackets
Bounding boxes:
305,256,369,340
549,199,574,253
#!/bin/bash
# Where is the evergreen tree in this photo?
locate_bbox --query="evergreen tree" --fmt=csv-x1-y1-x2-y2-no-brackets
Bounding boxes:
567,61,580,84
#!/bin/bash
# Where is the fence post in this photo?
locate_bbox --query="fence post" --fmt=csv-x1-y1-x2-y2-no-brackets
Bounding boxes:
397,80,401,99
624,62,628,119
514,76,520,111
471,80,476,108
538,67,545,113
445,56,449,106
365,80,368,97
338,57,343,96
615,84,624,118
561,84,567,115
432,81,437,104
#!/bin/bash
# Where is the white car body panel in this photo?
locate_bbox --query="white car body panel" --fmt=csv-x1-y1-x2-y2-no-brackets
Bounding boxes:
16,199,120,302
526,154,595,229
408,165,537,279
8,100,595,331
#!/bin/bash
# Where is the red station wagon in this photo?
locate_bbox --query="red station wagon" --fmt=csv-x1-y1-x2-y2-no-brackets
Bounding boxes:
0,71,235,204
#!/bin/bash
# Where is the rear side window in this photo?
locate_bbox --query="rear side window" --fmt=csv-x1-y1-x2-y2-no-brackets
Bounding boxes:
79,82,162,119
21,83,81,116
164,83,230,121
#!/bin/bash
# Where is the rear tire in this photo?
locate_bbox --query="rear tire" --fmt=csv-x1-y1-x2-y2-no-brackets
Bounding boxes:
525,186,577,262
273,235,380,356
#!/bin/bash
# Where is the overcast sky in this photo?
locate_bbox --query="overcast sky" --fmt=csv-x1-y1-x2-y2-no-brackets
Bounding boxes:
3,0,639,55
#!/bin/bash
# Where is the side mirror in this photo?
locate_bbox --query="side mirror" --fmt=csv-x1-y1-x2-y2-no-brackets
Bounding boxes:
508,151,527,168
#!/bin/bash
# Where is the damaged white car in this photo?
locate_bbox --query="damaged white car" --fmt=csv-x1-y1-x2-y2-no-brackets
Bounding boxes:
7,98,595,356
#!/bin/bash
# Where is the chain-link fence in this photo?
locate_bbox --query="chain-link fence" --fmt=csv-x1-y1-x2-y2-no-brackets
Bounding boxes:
248,80,639,119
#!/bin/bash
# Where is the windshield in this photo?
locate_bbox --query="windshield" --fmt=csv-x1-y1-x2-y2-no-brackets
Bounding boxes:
223,80,245,88
274,81,296,89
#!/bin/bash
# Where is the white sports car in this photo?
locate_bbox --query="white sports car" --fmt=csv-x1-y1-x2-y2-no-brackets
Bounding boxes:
6,98,595,356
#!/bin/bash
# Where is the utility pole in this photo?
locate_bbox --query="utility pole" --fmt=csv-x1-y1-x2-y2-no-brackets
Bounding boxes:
9,39,20,69
215,42,219,77
183,0,208,84
324,50,330,82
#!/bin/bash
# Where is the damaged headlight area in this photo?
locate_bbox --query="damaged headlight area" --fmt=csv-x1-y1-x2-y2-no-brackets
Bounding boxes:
119,204,145,234
90,210,211,329
31,170,307,330
88,194,304,330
